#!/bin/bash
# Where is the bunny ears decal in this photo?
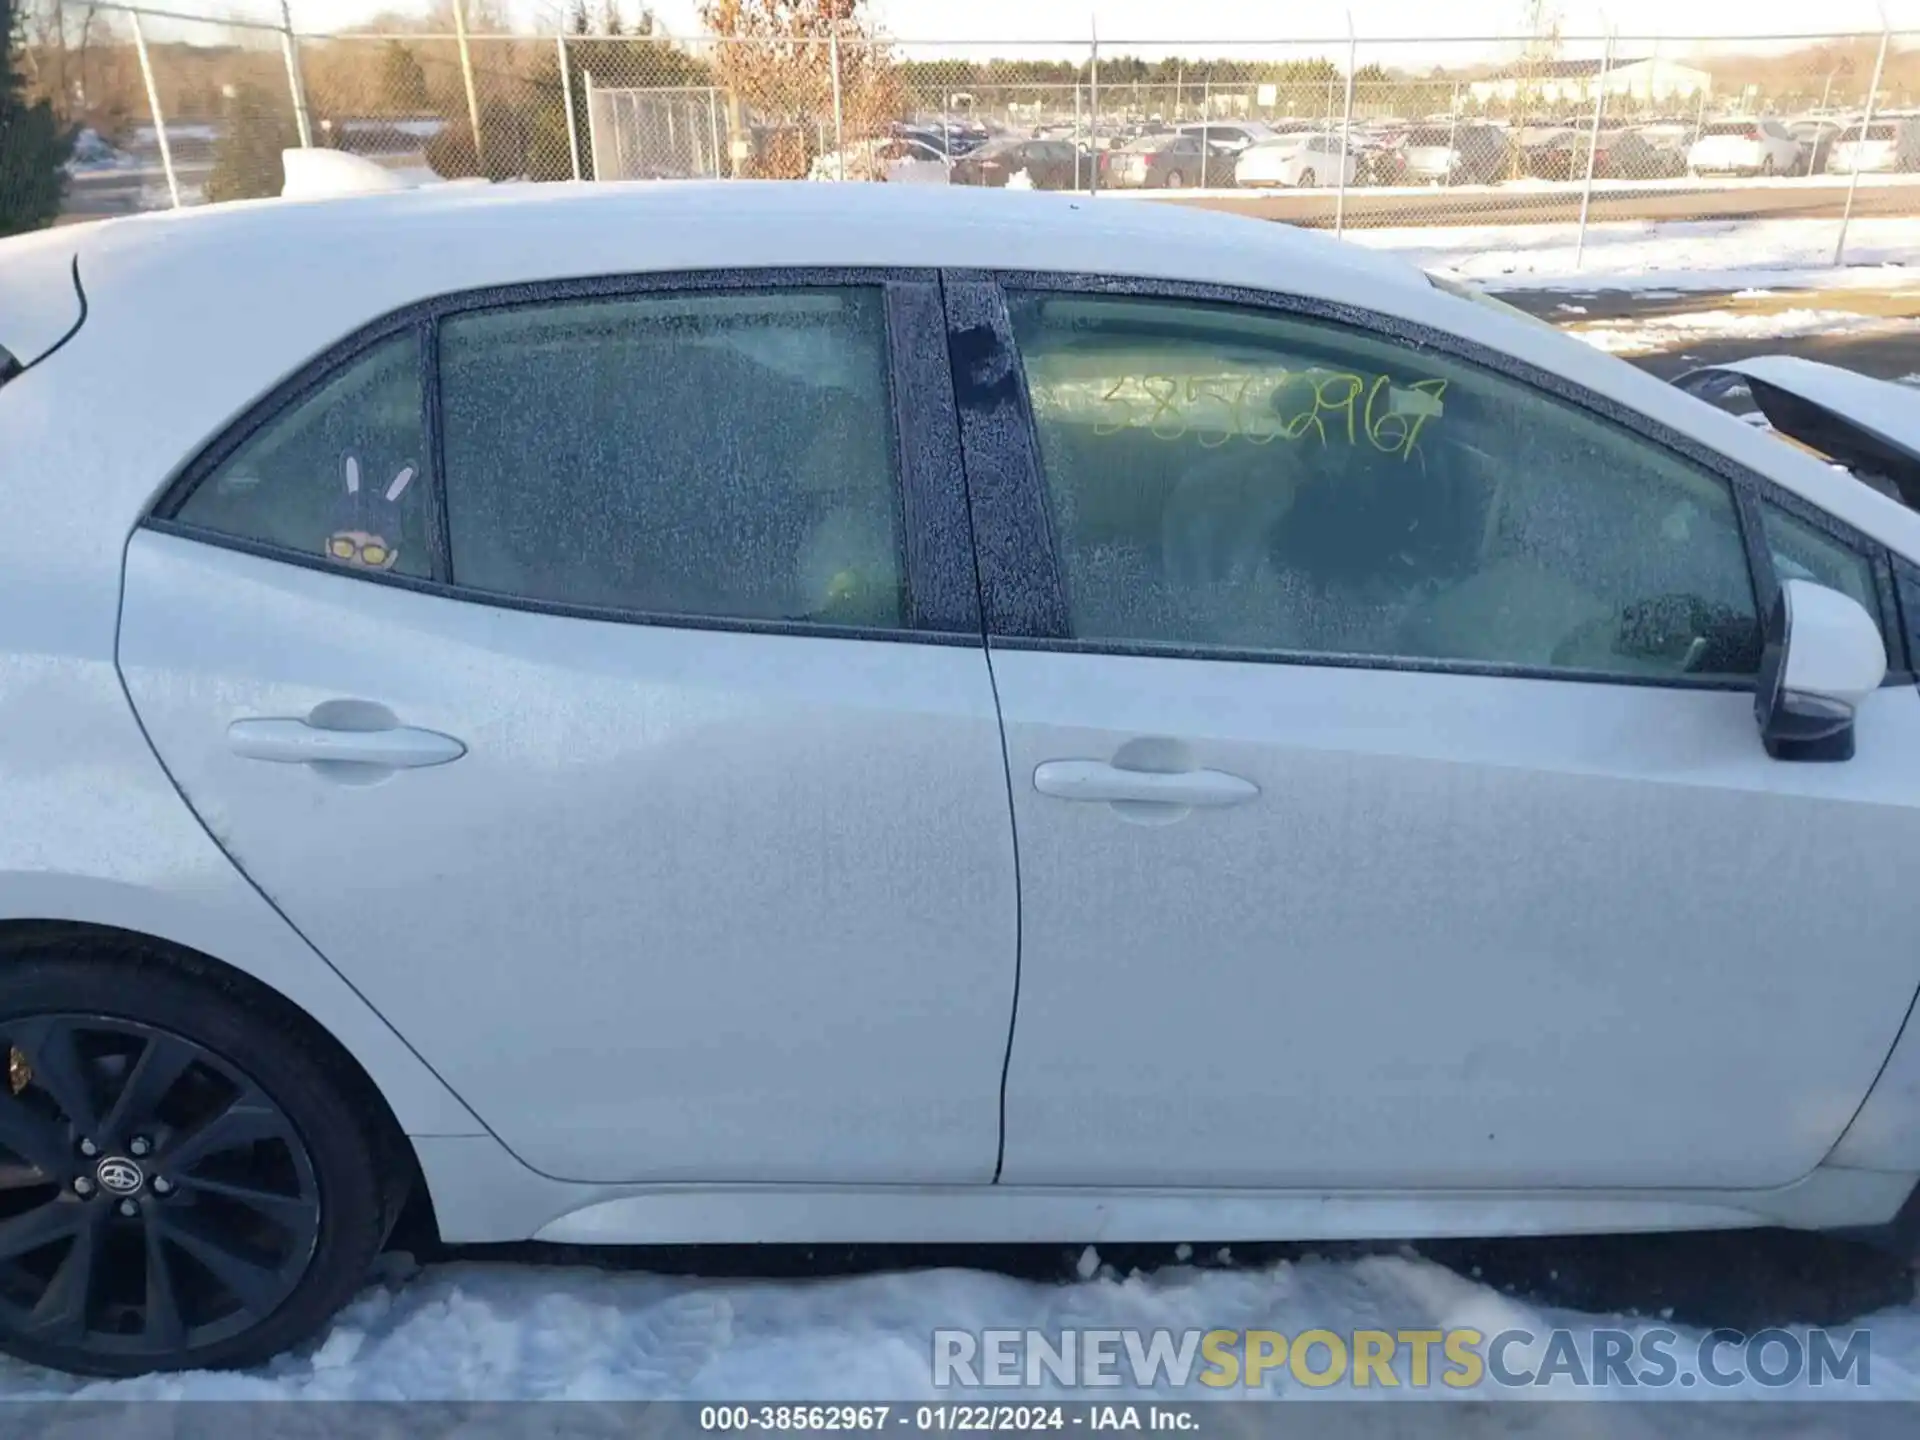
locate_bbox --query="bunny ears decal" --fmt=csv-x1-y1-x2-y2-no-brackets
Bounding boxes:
345,454,417,506
325,452,418,572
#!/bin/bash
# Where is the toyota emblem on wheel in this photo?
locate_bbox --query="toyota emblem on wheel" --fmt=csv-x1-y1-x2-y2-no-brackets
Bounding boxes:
94,1157,143,1196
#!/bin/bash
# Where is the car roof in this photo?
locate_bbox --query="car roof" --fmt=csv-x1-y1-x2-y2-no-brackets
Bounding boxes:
47,179,1428,309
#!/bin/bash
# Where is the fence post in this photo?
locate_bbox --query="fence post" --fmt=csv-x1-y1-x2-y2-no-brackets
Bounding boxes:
129,10,180,209
1089,20,1101,197
829,27,846,180
584,70,600,181
557,34,582,181
708,87,723,180
1071,80,1082,190
277,1,312,148
1445,83,1459,187
451,0,486,169
1835,23,1891,267
1335,14,1356,238
1574,31,1615,271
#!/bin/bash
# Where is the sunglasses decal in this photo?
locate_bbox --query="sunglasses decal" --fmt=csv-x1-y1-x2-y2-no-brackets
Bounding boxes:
324,453,416,573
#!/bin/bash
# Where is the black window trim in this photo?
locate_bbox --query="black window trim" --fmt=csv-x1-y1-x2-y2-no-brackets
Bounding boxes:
961,268,1910,691
144,265,982,648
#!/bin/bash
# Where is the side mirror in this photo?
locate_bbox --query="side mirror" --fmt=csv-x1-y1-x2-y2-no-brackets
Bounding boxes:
1754,579,1887,762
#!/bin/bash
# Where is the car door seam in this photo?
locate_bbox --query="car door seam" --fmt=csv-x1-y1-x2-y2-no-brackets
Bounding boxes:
941,269,1026,1186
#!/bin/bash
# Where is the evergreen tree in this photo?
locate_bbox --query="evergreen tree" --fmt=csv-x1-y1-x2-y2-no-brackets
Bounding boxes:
204,84,298,204
0,0,71,236
380,42,431,114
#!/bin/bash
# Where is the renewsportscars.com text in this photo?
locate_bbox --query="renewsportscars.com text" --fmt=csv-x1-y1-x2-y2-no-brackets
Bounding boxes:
931,1327,1871,1391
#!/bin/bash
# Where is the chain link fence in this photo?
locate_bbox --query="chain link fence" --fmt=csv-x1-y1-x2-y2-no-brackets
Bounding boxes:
15,2,1920,269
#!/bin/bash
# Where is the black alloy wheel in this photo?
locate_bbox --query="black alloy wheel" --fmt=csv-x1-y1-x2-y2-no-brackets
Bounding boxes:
0,1016,319,1360
0,951,401,1376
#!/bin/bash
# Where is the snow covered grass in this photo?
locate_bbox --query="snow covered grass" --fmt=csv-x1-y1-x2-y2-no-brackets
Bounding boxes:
1567,308,1920,357
1354,216,1920,293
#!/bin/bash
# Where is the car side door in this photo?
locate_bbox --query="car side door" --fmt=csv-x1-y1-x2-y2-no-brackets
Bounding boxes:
118,272,1018,1186
945,273,1920,1192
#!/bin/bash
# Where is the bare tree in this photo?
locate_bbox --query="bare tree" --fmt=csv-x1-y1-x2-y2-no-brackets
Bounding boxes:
698,0,896,177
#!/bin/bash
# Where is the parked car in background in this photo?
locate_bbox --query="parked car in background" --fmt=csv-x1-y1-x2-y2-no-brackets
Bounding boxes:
1787,118,1847,175
1688,117,1801,176
949,137,1090,190
1827,117,1920,174
1621,126,1694,178
1235,132,1358,189
1104,132,1235,189
1398,123,1509,184
808,137,950,185
1173,121,1276,158
1356,139,1409,186
1521,127,1595,180
1523,126,1687,181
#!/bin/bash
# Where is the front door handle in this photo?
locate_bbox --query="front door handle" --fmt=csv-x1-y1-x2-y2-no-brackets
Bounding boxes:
226,718,466,770
1033,760,1259,808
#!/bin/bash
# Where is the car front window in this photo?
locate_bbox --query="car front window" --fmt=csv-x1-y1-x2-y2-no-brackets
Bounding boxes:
1007,292,1760,679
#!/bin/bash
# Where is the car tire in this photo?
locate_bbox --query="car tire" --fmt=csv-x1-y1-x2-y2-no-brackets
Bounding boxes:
1762,154,1777,176
1164,169,1185,189
0,941,404,1376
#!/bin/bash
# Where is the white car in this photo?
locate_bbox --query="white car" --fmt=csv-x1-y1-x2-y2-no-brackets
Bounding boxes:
5,183,1920,1377
1234,132,1357,188
1398,123,1509,184
1827,117,1920,174
1688,117,1803,176
1173,121,1276,157
808,136,951,184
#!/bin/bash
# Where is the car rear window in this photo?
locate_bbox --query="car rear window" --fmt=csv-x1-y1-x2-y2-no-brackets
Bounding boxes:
1405,128,1453,146
1862,123,1899,140
1703,121,1756,137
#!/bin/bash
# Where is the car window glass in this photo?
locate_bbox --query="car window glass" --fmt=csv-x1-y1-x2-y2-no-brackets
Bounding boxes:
1008,293,1761,678
438,287,905,629
175,332,431,578
1761,501,1882,630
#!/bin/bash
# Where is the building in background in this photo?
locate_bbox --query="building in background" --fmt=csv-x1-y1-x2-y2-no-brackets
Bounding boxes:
1469,57,1714,108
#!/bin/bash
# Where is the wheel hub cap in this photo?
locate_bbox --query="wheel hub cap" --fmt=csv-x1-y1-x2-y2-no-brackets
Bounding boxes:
92,1157,144,1197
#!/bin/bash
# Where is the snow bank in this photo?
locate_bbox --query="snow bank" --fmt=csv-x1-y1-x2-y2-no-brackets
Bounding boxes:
1352,216,1920,293
4,1252,1915,1402
1568,309,1920,356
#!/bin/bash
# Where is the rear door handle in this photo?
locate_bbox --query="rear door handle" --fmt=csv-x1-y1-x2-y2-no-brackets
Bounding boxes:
226,718,466,770
1033,760,1259,808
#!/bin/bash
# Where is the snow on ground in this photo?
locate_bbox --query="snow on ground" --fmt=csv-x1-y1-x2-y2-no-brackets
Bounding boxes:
1351,217,1920,292
1101,171,1920,206
0,1248,1909,1404
1567,308,1920,357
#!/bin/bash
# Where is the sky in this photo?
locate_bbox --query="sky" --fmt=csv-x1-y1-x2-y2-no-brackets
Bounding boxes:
275,0,1920,41
164,0,1920,65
